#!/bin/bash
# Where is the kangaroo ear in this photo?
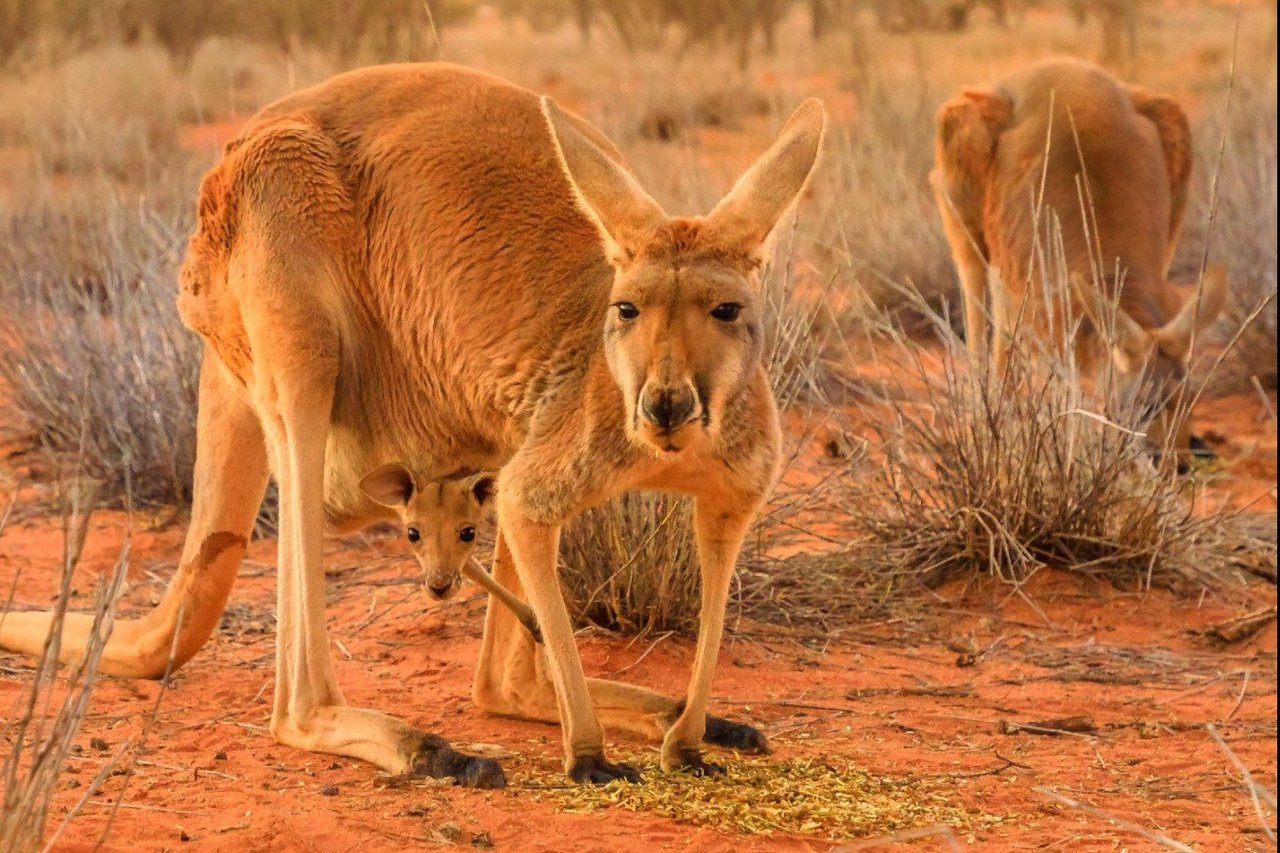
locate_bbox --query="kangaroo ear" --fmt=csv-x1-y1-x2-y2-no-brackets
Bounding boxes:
468,472,497,508
359,463,417,509
1157,263,1229,358
702,98,826,257
1070,272,1150,355
542,96,667,259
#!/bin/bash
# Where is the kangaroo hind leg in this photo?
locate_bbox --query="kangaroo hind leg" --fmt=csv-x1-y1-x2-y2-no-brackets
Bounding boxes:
234,122,502,787
0,349,268,679
931,88,1010,371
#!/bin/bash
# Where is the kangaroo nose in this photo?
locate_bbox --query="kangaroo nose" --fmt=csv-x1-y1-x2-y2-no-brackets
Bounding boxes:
640,384,695,430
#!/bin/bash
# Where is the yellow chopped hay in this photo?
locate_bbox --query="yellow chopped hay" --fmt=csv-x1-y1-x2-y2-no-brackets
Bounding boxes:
512,754,1003,840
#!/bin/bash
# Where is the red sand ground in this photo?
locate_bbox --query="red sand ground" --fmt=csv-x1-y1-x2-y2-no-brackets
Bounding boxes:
0,389,1275,852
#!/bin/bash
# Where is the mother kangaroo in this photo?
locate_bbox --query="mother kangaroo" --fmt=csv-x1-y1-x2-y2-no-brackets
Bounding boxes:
0,64,825,787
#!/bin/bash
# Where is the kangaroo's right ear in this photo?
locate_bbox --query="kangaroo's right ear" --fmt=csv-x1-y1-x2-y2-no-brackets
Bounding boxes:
541,96,667,260
359,463,417,509
467,471,498,508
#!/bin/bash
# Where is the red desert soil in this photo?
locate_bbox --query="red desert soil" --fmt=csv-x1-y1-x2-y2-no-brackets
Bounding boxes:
0,387,1275,852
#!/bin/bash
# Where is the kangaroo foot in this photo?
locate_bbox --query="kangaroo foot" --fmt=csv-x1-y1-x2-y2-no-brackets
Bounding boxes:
704,714,770,753
664,745,725,777
408,732,506,789
568,753,642,785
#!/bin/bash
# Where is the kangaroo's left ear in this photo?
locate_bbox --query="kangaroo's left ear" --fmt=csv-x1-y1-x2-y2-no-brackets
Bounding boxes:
467,472,497,508
701,98,827,260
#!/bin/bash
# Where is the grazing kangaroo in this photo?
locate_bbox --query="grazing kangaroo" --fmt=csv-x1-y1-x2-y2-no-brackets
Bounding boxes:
0,64,825,787
358,463,542,641
930,58,1227,456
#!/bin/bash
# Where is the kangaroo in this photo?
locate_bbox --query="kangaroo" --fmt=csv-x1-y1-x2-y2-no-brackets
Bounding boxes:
357,463,542,641
930,58,1227,458
0,64,825,787
357,463,496,600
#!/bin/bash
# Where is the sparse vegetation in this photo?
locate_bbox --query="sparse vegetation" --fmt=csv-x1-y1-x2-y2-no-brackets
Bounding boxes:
735,283,1272,635
0,170,202,508
844,298,1241,594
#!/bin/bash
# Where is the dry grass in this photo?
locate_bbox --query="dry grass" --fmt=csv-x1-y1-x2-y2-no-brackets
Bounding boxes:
1182,67,1278,390
844,302,1235,593
0,471,126,851
518,751,1002,841
0,170,203,508
560,494,700,634
738,251,1274,634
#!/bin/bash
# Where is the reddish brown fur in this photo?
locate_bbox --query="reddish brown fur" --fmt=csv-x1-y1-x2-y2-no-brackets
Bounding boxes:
0,63,826,787
632,219,762,271
930,58,1227,453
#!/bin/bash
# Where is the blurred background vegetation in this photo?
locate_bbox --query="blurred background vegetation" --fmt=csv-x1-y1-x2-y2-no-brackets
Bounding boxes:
0,1,1238,74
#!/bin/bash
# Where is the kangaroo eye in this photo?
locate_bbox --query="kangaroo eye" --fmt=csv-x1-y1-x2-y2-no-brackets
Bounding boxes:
458,527,476,543
711,303,741,322
406,526,421,543
614,302,639,321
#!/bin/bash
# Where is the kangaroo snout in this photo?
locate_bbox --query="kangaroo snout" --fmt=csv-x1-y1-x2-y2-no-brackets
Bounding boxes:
426,575,457,600
639,383,697,431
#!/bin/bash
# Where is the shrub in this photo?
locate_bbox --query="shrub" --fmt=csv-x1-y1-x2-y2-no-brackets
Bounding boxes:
0,168,204,508
843,304,1232,593
735,246,1270,630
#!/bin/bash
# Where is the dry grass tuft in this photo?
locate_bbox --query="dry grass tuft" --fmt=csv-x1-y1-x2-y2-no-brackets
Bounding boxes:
0,173,203,508
744,266,1263,633
560,494,700,634
0,470,125,851
518,752,1002,841
847,320,1229,593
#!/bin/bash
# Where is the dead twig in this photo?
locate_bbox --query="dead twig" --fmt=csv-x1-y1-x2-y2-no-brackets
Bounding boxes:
607,631,673,677
846,683,973,699
1034,787,1196,852
939,750,1031,780
999,716,1098,737
134,759,238,782
1223,670,1251,723
1198,606,1277,645
1205,723,1277,845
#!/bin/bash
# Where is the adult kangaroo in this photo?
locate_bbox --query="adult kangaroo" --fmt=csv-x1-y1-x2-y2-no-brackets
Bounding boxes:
931,58,1227,456
0,64,826,787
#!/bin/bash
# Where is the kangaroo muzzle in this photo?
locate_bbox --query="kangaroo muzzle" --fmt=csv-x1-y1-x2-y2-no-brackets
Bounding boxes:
426,575,458,600
638,383,697,431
